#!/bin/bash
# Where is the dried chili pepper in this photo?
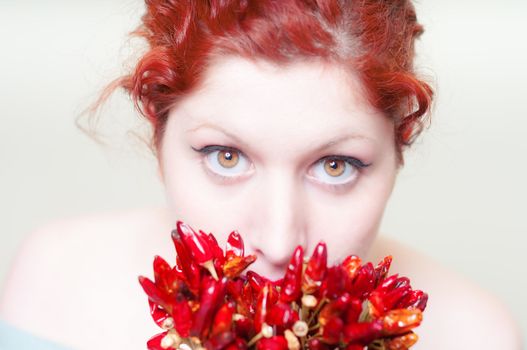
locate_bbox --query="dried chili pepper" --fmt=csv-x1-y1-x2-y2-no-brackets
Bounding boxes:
374,255,393,287
224,255,257,279
266,302,299,331
141,221,428,350
342,255,362,280
321,315,344,344
176,221,218,280
280,246,304,303
384,331,419,349
255,336,288,350
226,230,245,258
171,229,201,292
302,242,327,294
146,331,167,350
204,330,236,350
342,320,383,344
211,301,236,336
306,338,330,350
381,309,423,336
349,262,376,298
191,276,227,338
254,283,271,333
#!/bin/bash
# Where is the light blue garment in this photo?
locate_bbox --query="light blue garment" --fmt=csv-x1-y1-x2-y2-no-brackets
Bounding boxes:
0,319,72,350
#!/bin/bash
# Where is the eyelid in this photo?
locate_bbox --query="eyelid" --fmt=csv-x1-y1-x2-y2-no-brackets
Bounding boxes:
192,145,371,189
306,155,371,191
317,155,371,169
192,145,252,182
192,145,246,156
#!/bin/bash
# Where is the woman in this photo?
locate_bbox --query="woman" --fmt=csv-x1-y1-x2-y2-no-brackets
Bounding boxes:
0,0,521,349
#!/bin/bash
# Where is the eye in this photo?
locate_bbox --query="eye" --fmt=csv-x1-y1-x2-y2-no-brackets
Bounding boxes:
308,156,371,187
192,145,252,180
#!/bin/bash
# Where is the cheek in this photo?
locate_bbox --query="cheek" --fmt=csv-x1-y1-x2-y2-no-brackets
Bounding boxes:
162,151,252,245
309,173,395,261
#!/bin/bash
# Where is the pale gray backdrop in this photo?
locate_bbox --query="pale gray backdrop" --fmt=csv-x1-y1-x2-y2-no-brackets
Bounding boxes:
1,0,525,344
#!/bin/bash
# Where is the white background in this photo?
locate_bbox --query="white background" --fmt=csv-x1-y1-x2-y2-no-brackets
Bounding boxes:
1,0,526,344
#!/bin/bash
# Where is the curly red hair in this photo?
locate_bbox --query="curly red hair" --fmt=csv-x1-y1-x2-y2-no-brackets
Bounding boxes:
89,0,433,165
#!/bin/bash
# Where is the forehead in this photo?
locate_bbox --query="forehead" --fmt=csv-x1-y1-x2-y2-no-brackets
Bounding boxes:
168,56,392,154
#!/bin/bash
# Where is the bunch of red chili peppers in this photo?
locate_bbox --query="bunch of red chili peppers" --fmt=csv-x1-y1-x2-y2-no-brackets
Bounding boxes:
139,221,428,350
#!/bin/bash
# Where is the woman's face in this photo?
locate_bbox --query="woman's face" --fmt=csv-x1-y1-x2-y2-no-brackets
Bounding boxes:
159,56,399,280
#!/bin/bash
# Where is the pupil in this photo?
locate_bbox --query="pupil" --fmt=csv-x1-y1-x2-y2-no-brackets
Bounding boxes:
224,152,232,160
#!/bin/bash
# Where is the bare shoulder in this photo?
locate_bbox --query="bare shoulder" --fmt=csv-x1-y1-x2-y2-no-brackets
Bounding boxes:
0,206,174,349
368,235,523,349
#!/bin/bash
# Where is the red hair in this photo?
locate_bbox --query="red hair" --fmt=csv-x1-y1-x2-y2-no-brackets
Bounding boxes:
87,0,433,165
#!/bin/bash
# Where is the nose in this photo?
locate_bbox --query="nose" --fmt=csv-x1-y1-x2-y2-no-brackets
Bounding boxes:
248,170,307,267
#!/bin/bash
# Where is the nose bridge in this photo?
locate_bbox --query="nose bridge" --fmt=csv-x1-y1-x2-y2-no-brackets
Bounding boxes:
251,169,307,265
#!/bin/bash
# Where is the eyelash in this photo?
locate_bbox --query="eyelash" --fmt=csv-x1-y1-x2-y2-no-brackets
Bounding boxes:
191,145,371,190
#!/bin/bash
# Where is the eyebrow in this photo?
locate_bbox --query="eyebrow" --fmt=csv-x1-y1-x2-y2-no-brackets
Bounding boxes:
186,122,373,153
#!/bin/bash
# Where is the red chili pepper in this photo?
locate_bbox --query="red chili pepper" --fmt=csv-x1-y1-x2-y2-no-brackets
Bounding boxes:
141,225,429,350
146,331,167,350
225,337,250,350
344,297,363,323
349,262,376,298
280,246,304,303
211,301,236,336
171,229,201,292
204,330,236,350
223,255,257,279
303,242,327,294
396,290,428,311
205,231,225,262
233,314,254,340
306,338,331,350
191,276,227,338
175,221,219,281
377,274,399,293
342,255,362,280
138,276,165,307
226,279,243,304
147,300,171,329
271,278,284,288
344,344,365,350
171,298,193,337
411,291,428,311
256,336,288,350
325,265,347,298
266,302,299,330
385,285,412,309
229,283,256,327
175,221,213,263
374,255,393,287
384,331,419,349
254,283,271,333
241,281,257,316
246,271,270,293
226,230,245,258
319,292,350,325
395,276,410,288
381,309,423,336
369,283,412,315
342,320,383,344
153,255,171,285
152,255,188,297
321,315,344,344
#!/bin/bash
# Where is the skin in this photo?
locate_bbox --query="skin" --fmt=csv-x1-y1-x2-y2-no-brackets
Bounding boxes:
159,55,400,280
0,55,522,349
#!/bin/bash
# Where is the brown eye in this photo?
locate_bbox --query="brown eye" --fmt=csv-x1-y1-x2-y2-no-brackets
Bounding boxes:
193,145,252,179
308,155,368,187
217,150,239,168
324,159,346,177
